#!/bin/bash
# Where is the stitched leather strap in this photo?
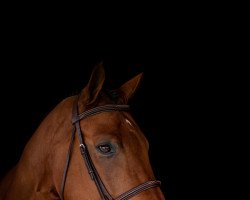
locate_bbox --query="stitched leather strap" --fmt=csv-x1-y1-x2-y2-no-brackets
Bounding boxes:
60,126,75,200
72,104,130,124
115,180,161,200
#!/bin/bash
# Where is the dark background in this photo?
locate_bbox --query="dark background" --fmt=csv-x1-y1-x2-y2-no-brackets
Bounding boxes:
0,7,239,200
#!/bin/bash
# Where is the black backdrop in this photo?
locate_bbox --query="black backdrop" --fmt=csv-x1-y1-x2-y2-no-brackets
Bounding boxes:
0,12,233,199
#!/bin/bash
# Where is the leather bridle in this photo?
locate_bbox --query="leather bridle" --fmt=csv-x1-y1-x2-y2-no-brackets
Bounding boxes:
60,95,161,200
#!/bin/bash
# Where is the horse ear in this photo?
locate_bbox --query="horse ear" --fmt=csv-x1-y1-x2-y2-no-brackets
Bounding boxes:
80,62,105,106
119,72,143,103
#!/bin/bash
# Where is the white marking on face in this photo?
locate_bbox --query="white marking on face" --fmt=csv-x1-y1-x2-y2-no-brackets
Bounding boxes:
125,119,133,127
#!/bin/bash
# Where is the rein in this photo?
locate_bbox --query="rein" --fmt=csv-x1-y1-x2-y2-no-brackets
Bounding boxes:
60,96,161,200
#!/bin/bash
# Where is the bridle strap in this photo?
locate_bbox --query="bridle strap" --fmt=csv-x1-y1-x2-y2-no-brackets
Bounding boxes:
115,180,161,200
60,95,161,200
60,125,75,200
75,119,112,200
72,104,130,124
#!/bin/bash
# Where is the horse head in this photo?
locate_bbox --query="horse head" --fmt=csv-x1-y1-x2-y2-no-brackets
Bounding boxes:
0,63,165,200
60,64,165,199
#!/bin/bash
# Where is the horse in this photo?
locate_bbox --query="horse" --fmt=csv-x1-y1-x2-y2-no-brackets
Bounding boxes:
0,64,165,200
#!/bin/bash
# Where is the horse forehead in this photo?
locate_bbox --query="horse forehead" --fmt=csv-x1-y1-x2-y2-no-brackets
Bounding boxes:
82,112,136,133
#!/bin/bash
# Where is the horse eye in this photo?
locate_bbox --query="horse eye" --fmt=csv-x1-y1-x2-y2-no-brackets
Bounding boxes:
97,143,115,155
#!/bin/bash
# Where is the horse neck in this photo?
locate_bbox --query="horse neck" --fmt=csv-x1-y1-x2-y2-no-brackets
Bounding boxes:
2,96,74,199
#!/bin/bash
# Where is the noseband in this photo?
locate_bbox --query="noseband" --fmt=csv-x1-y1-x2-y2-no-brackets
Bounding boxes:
60,96,161,200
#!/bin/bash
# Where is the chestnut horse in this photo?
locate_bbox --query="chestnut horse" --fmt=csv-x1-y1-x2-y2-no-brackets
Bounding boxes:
0,64,165,200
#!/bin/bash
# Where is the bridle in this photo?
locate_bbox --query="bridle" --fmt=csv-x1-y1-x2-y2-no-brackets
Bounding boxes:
60,95,161,200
